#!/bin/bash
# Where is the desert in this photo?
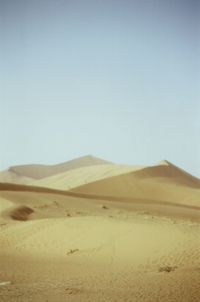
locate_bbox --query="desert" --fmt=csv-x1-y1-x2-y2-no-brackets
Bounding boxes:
0,155,199,302
2,0,199,300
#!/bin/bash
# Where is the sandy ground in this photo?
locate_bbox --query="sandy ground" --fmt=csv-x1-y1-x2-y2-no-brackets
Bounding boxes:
0,189,200,302
0,158,200,301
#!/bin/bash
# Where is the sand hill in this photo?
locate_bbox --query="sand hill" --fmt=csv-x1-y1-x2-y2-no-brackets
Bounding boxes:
1,155,111,183
31,163,145,190
71,160,200,208
0,156,200,302
0,170,33,184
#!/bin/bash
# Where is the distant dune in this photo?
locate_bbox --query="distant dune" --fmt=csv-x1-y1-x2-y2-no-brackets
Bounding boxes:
1,155,112,182
0,156,200,302
0,170,33,184
31,163,145,190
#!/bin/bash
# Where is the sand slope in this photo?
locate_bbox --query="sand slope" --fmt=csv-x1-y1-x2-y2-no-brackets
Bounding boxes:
141,160,200,187
6,155,112,180
0,157,200,302
31,163,144,190
0,170,33,184
72,161,200,207
0,188,200,302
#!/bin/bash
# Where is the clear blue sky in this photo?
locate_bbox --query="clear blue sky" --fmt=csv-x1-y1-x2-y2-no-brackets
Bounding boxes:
0,0,200,176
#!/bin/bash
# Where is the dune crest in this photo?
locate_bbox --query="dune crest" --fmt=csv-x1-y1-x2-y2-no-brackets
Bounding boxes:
2,155,112,182
31,163,145,190
71,160,200,207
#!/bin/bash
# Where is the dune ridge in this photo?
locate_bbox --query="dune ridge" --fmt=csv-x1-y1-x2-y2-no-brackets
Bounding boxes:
31,163,145,190
0,181,200,215
70,161,200,207
8,155,112,180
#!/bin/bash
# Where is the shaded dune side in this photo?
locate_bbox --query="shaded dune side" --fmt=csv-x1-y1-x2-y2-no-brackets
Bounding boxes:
9,155,112,179
134,162,200,188
71,164,200,207
0,182,200,213
31,164,144,190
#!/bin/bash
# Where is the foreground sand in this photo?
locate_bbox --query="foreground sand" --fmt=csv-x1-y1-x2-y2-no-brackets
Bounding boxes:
0,187,200,302
0,157,200,301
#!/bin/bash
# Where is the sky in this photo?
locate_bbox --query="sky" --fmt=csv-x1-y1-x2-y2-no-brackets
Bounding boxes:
0,0,200,177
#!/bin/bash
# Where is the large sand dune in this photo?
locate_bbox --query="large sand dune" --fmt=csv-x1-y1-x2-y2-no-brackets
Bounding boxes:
0,156,200,301
72,160,200,207
3,155,111,181
31,163,145,190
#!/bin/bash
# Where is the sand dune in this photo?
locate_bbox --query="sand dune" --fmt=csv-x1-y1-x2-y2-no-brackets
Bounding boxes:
0,156,200,301
72,160,200,207
0,170,33,184
31,163,145,190
144,160,200,187
0,181,200,221
8,155,112,180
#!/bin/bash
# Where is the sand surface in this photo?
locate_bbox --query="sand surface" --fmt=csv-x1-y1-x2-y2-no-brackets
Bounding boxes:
0,156,200,301
31,163,145,190
7,155,111,180
0,170,33,184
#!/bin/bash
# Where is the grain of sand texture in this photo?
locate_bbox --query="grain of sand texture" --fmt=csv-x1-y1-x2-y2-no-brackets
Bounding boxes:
0,156,200,302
